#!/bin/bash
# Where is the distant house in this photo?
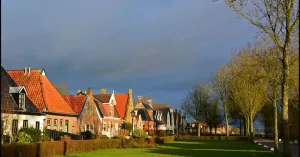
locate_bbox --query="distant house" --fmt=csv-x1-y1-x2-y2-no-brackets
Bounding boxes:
63,88,103,136
152,103,174,132
7,67,79,134
1,66,45,140
92,89,121,137
133,96,155,133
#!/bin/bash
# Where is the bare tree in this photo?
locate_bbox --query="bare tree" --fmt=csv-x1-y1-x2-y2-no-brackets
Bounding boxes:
215,1,299,156
211,65,230,137
54,83,70,95
181,84,212,137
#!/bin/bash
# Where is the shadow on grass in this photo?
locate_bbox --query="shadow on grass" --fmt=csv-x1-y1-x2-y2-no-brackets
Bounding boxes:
147,141,282,157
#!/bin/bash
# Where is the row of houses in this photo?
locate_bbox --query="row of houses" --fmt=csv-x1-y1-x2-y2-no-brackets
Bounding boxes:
1,66,189,139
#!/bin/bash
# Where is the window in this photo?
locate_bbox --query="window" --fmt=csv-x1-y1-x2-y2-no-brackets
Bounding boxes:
19,93,26,109
91,124,94,130
88,107,93,116
110,105,114,117
47,119,52,129
108,123,111,132
60,119,63,126
12,120,18,135
36,121,40,130
54,119,58,126
72,126,74,134
87,124,90,130
103,123,106,131
23,120,28,128
65,120,69,133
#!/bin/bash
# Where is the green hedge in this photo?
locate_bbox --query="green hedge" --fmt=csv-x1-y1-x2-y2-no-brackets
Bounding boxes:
1,138,156,157
1,143,38,157
175,135,249,141
155,136,175,144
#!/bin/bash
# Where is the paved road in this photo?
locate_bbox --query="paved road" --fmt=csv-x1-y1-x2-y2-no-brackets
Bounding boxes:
254,138,299,157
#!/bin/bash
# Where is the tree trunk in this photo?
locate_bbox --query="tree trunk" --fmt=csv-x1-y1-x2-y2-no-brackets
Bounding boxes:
245,117,250,138
249,116,254,141
239,118,242,136
224,105,229,137
273,95,279,152
198,122,201,137
243,117,246,136
209,126,212,136
282,45,291,157
215,125,217,135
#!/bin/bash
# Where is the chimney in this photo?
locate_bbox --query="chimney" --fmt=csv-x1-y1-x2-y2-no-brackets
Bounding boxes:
137,96,143,103
128,88,132,96
147,99,153,106
28,67,31,75
24,67,27,75
101,88,106,94
86,88,93,96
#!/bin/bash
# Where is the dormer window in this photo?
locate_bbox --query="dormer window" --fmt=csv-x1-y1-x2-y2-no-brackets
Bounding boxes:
19,93,26,110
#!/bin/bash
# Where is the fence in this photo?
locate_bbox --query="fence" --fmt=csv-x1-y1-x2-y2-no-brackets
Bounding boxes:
45,129,84,140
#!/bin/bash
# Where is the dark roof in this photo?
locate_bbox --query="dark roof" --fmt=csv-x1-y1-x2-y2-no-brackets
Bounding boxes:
137,109,151,121
142,103,152,110
1,66,42,114
93,94,111,103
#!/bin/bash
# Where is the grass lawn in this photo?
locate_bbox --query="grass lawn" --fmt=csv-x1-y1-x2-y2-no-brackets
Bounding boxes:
57,141,281,157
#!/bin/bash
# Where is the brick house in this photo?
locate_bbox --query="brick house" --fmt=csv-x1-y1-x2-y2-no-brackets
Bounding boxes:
153,103,175,133
92,89,121,137
133,96,155,133
63,88,103,136
1,66,46,141
7,67,79,134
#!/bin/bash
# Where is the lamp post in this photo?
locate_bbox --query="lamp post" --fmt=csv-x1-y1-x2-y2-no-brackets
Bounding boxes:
131,110,135,136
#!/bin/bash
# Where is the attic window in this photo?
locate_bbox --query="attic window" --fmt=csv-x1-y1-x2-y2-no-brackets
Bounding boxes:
19,93,26,110
110,105,114,117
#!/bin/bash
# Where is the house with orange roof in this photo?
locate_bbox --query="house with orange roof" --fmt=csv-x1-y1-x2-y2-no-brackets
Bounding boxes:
63,88,103,137
91,89,122,137
6,67,79,134
1,66,46,140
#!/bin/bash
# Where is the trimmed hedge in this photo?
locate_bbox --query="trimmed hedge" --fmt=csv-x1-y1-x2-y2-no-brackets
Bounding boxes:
1,143,38,157
39,141,64,157
175,135,249,141
1,138,156,157
155,136,175,144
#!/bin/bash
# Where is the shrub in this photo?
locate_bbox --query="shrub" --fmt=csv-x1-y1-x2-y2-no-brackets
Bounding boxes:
175,135,249,141
156,130,166,137
166,130,173,136
133,128,148,138
19,127,42,142
60,135,72,141
41,134,50,142
1,143,38,157
82,131,94,140
39,141,65,157
113,135,121,139
14,132,32,143
121,122,133,133
99,135,109,139
122,138,156,148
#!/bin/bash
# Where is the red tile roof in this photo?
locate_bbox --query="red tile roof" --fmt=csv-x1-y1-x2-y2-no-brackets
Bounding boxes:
63,95,86,114
114,94,128,120
93,94,111,103
6,69,76,114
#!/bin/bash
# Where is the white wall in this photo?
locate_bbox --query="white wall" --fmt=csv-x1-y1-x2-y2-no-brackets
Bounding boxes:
2,113,45,135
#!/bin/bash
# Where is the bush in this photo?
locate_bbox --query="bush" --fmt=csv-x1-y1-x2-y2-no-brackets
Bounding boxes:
1,143,38,157
156,130,166,137
122,138,156,148
82,131,95,140
60,135,72,141
121,122,133,133
19,127,42,142
113,135,121,139
14,132,32,143
39,141,65,157
41,134,50,142
99,135,109,139
155,136,175,144
133,128,148,138
175,135,249,141
166,130,173,136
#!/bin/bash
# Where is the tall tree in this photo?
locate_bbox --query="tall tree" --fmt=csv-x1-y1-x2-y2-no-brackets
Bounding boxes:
181,84,212,137
228,49,268,140
211,65,230,137
203,99,223,135
218,1,299,156
54,83,70,95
